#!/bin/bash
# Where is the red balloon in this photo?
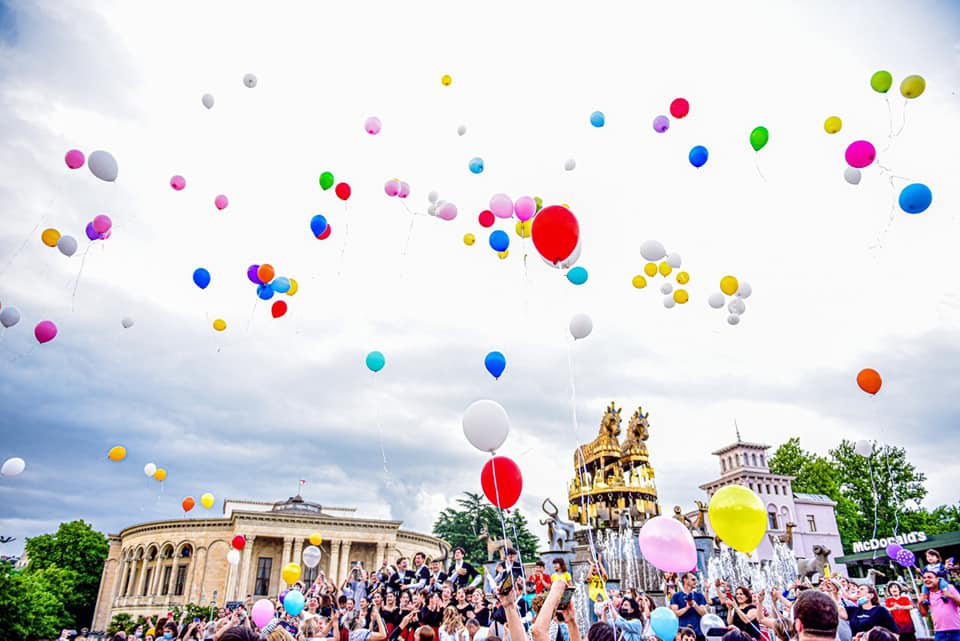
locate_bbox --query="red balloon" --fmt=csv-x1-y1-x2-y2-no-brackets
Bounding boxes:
480,456,523,509
232,535,246,551
335,182,351,201
670,98,689,119
478,210,495,228
271,300,288,318
531,205,580,265
182,496,196,513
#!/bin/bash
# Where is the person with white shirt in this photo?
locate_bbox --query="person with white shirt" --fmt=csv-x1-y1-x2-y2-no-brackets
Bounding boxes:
448,547,481,590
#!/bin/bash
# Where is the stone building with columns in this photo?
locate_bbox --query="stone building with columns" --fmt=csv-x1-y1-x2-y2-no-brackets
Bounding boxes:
91,494,444,631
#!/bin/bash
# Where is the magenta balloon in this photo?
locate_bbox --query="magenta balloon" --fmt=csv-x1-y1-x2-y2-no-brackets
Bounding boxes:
653,115,670,133
92,215,112,234
638,515,697,573
514,196,536,222
215,194,229,210
489,193,514,219
364,116,382,135
384,180,400,197
437,202,458,221
845,140,876,169
398,181,410,199
251,598,275,628
170,175,186,190
34,320,58,344
65,149,85,169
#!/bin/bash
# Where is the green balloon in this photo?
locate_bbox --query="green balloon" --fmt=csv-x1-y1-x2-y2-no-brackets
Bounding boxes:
871,70,893,94
319,171,335,190
749,126,769,152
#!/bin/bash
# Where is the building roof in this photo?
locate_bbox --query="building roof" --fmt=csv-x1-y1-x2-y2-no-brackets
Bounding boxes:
711,441,770,456
793,493,837,506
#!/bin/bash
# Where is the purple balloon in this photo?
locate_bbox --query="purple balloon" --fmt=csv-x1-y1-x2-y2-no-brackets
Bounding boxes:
653,115,670,133
85,222,99,241
896,549,916,568
886,543,903,559
247,264,262,285
279,589,289,604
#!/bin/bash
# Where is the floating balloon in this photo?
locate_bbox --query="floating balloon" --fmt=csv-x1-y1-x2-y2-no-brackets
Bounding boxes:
653,115,670,133
689,145,709,168
200,493,215,509
214,195,228,210
478,210,495,227
706,293,724,309
170,175,186,191
701,614,725,638
886,543,903,560
193,268,211,290
639,240,666,262
567,266,588,285
302,545,322,568
638,515,697,572
232,535,246,550
1,457,25,477
899,183,932,214
481,455,523,508
319,171,334,190
272,277,291,294
309,533,323,546
310,215,329,237
317,224,331,240
569,313,593,340
498,250,509,260
92,215,112,234
384,180,400,197
227,549,240,565
34,321,57,344
282,562,301,585
514,196,536,222
143,463,157,477
532,205,579,266
728,298,746,315
85,223,99,241
749,126,769,152
364,116,382,135
213,319,227,332
489,230,509,252
708,485,766,552
251,599,273,628
468,157,484,174
243,73,257,88
256,284,274,300
107,446,126,462
462,400,510,452
670,98,690,119
258,264,275,283
489,193,514,219
57,235,77,257
663,296,676,309
335,182,351,201
366,350,385,373
88,150,118,182
896,548,916,568
667,253,682,268
660,282,673,295
41,228,61,247
727,314,741,325
658,261,672,277
650,607,679,641
247,265,262,285
589,111,605,127
284,589,305,617
484,351,507,379
515,220,532,238
824,116,842,134
644,263,658,277
676,271,690,285
854,440,873,457
856,368,882,395
182,496,196,512
457,124,466,136
870,70,893,94
271,300,288,318
673,290,689,304
564,158,576,171
398,182,410,198
437,202,458,221
845,140,876,169
844,167,862,185
463,233,476,246
632,275,647,289
201,93,214,109
121,317,134,329
720,276,739,296
736,283,752,299
153,468,167,481
65,149,85,169
287,278,298,296
441,74,452,86
900,75,925,99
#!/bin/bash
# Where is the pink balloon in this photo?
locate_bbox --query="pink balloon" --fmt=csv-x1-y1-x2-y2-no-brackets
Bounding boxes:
170,175,186,190
637,515,697,573
92,215,112,234
384,180,400,197
489,193,514,219
251,598,275,628
364,116,382,135
65,149,85,169
845,140,876,169
398,182,410,199
34,320,58,345
215,195,229,210
514,196,536,222
437,202,458,221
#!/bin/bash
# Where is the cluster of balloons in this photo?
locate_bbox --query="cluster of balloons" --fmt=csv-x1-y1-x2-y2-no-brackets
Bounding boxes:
383,179,411,199
870,70,925,100
632,240,689,307
310,214,332,240
652,97,690,134
247,263,299,305
85,215,113,241
0,303,57,343
40,228,79,257
180,493,216,513
427,191,458,221
1,457,26,477
65,149,118,182
319,171,351,201
708,275,751,326
144,462,167,482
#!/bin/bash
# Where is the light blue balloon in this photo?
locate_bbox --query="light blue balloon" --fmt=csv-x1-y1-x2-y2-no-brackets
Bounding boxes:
366,350,385,373
484,351,506,379
898,183,932,214
567,266,588,285
469,157,485,174
689,145,709,168
650,607,678,641
284,589,305,616
489,230,509,252
272,276,291,293
590,111,605,127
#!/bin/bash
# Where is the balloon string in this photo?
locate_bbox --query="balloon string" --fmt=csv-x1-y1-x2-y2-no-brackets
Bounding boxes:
245,299,258,333
568,341,601,566
70,242,96,312
0,216,44,278
754,155,767,182
488,453,516,572
867,448,880,560
337,203,351,278
373,372,390,480
397,206,418,287
891,100,908,138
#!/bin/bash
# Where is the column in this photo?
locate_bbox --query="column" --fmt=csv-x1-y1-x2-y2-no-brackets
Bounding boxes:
375,541,386,569
114,558,130,602
238,535,257,601
149,553,164,596
279,537,293,590
338,541,353,584
327,540,340,584
292,538,304,569
167,562,179,597
185,547,205,603
134,558,148,597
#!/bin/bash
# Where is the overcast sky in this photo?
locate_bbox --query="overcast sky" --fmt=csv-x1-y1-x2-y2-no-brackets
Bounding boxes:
1,1,958,557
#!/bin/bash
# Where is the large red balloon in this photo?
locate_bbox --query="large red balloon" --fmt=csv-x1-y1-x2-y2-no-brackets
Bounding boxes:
232,535,246,551
271,300,288,318
856,368,882,395
480,456,523,509
335,182,352,201
531,205,580,266
670,98,689,119
478,210,495,228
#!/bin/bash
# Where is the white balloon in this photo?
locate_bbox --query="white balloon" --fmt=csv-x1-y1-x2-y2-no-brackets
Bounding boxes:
57,235,78,257
659,282,673,295
639,240,666,262
736,282,752,299
701,614,725,637
121,317,135,329
854,440,873,457
427,205,437,216
462,400,510,453
663,296,676,309
201,93,215,109
708,293,725,309
243,73,257,88
727,314,741,326
143,463,157,477
457,125,466,136
302,545,322,568
227,549,241,565
88,150,118,182
0,306,21,328
569,313,593,340
728,298,746,315
564,158,576,171
844,167,861,185
1,457,25,477
666,253,682,268
428,191,439,204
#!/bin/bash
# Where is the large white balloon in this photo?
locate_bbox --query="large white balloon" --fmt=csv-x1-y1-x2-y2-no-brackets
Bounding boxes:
569,313,593,340
659,282,673,295
0,306,21,328
639,240,666,262
57,235,78,257
666,253,682,268
727,314,741,326
227,549,241,565
302,545,322,568
462,400,510,453
663,296,676,309
1,457,26,477
844,167,862,185
121,317,135,329
243,73,257,88
728,299,746,315
736,282,752,299
88,150,118,182
202,93,215,109
707,293,725,309
701,614,726,637
564,158,576,171
457,125,466,136
143,463,157,477
854,440,873,457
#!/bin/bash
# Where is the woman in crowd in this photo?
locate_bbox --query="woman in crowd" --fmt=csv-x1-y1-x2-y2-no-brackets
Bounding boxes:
467,589,490,627
726,586,761,639
439,606,468,641
884,582,916,641
454,589,471,621
420,591,444,629
380,591,401,632
551,558,571,585
845,585,898,636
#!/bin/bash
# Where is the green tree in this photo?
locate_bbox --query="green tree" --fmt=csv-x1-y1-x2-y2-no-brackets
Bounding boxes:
432,492,539,563
107,612,134,636
0,561,74,641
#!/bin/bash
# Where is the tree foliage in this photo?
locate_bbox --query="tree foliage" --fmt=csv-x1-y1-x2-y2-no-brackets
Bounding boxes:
432,492,540,563
0,561,75,641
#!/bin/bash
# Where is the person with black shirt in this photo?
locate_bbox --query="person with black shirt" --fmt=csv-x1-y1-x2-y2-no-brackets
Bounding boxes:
844,585,897,636
503,549,524,581
390,558,416,594
489,583,530,638
429,559,448,593
420,592,445,628
726,587,760,639
448,548,481,590
411,553,431,592
466,589,490,627
380,592,401,630
454,589,472,620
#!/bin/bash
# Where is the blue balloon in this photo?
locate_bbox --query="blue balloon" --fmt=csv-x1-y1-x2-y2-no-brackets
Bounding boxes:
489,230,510,252
469,157,485,174
366,350,385,373
310,214,328,237
272,276,291,294
256,284,274,300
898,183,932,214
650,607,678,641
192,268,211,290
590,111,605,128
567,266,588,285
484,351,506,379
284,589,305,616
689,145,709,168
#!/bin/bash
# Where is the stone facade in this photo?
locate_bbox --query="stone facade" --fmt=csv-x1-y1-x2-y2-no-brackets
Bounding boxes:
91,495,442,631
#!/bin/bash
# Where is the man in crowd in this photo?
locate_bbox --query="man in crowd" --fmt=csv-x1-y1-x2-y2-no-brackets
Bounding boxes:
448,547,481,590
920,568,960,641
794,590,839,641
428,557,448,593
670,572,707,641
389,557,416,593
411,552,431,591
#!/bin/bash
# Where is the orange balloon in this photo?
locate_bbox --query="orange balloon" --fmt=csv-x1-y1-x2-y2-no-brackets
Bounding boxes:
257,264,275,283
856,368,882,395
182,496,196,512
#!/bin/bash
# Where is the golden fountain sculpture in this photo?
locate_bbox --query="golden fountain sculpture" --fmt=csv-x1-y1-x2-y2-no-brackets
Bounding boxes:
567,402,661,528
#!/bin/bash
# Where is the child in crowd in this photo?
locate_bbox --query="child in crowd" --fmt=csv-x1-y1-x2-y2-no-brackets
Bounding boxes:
921,549,950,594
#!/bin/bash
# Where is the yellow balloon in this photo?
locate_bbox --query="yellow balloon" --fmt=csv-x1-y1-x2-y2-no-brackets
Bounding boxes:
309,533,323,546
282,562,302,585
720,275,739,296
497,250,509,260
41,228,61,248
900,75,925,99
658,261,672,277
708,485,767,553
287,278,298,296
823,116,842,134
673,289,689,304
515,220,532,238
463,233,475,246
154,468,167,482
631,275,647,289
676,271,690,285
213,319,227,332
200,493,215,509
441,74,452,87
643,262,658,277
107,446,126,462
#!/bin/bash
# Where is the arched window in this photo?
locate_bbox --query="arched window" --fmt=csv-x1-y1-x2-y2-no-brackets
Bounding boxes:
752,453,758,466
767,507,779,530
721,459,727,473
760,454,765,466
